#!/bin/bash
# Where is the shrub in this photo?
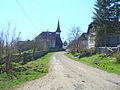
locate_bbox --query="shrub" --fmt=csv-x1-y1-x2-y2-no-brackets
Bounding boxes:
70,51,75,55
113,51,120,64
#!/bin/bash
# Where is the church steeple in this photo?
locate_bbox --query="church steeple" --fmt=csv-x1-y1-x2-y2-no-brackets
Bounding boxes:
56,20,61,33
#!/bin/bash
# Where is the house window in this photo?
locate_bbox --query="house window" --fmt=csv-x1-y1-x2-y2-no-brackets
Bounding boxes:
118,36,120,43
90,36,95,44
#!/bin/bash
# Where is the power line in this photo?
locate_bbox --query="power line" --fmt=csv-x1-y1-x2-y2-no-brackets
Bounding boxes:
36,0,47,26
16,0,39,32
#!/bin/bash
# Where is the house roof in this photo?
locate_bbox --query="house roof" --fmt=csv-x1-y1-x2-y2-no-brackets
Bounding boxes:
87,21,120,34
87,22,94,34
78,33,88,40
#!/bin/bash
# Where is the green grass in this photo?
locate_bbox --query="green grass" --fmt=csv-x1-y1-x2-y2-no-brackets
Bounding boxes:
65,53,120,75
0,52,53,90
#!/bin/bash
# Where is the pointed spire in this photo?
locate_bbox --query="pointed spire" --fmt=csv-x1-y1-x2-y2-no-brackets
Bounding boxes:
56,20,61,32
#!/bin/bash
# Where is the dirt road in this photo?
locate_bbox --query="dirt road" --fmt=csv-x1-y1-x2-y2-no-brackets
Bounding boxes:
15,52,120,90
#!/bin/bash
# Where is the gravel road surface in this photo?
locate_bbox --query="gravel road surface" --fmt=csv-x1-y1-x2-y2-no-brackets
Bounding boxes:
15,52,120,90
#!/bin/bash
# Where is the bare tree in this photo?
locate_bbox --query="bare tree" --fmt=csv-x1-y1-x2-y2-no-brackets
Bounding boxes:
1,23,21,75
68,26,81,41
0,30,4,59
4,23,10,75
68,26,81,53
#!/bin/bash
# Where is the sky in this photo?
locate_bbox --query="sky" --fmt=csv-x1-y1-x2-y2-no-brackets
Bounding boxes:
0,0,95,41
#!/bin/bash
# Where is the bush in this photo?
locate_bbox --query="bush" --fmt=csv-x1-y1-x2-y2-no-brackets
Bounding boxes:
113,51,120,64
78,49,95,58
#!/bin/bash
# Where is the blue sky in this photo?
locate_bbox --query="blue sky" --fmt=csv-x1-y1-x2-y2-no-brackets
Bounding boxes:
0,0,95,41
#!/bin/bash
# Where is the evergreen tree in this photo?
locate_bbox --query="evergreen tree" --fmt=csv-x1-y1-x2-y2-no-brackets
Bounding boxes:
93,0,120,32
108,0,120,21
93,0,120,46
93,0,113,31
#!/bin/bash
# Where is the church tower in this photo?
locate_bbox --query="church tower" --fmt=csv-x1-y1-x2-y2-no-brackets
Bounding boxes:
55,20,62,48
56,20,61,34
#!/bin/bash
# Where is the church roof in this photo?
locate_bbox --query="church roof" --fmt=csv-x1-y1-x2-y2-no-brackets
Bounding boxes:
36,32,56,40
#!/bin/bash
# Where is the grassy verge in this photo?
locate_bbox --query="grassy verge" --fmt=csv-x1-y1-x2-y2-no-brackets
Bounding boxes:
65,53,120,75
0,52,53,90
